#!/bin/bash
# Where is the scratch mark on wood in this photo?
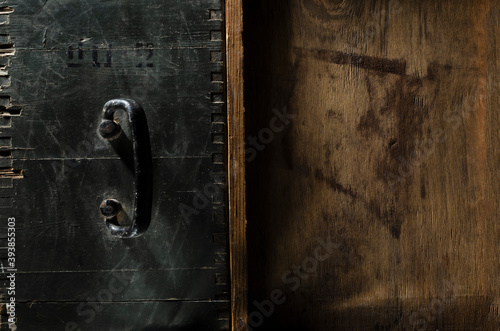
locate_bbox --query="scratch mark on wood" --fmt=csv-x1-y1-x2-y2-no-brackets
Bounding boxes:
42,28,47,48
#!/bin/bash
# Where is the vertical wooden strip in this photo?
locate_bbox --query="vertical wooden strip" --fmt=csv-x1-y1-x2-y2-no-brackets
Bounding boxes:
225,0,248,329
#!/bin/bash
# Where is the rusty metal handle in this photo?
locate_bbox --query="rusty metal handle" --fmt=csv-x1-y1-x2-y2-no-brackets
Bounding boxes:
98,99,153,238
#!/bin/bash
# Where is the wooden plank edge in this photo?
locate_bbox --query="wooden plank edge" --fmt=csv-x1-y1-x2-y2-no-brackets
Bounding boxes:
225,0,248,330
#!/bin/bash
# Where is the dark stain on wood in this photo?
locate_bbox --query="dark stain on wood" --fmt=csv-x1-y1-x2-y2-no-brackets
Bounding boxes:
314,168,359,201
295,47,406,75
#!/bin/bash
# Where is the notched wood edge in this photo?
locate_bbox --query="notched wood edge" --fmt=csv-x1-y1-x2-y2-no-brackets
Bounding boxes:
0,9,22,324
0,7,14,15
0,167,23,179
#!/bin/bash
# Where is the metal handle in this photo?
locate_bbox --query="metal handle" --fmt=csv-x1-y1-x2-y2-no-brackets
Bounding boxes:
98,99,153,238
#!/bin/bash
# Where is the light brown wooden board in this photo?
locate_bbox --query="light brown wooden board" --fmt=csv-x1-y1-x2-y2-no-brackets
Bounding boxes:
226,0,249,329
245,0,500,329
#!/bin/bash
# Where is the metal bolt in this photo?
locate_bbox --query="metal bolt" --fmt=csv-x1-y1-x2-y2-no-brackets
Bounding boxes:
99,199,122,219
99,119,122,140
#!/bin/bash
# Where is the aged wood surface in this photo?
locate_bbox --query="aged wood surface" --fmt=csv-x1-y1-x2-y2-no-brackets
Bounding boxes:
226,0,248,330
0,1,230,329
245,0,500,329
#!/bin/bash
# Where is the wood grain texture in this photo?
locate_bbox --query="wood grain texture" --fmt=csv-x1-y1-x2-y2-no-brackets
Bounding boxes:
226,0,248,329
245,0,500,329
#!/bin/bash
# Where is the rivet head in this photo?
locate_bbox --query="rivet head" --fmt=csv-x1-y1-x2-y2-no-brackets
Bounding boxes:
99,120,122,140
99,199,122,219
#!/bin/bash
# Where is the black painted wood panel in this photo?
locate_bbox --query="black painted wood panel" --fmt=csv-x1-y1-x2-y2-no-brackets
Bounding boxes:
0,1,227,329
